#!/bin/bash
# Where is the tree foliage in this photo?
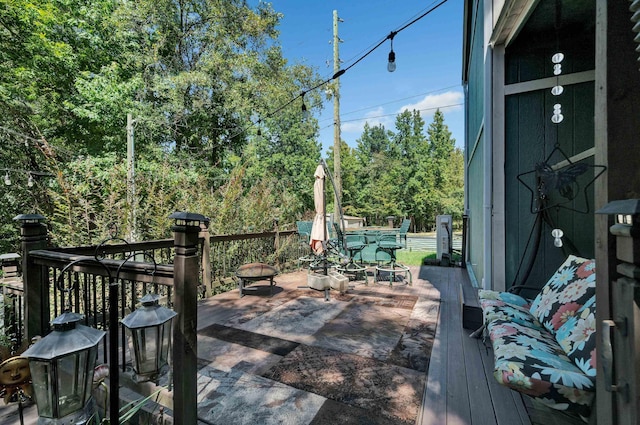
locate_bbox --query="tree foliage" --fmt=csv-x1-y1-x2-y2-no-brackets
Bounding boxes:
0,1,463,254
338,109,463,231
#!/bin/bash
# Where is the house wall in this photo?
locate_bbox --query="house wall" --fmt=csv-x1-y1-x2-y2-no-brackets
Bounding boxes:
464,0,486,287
502,7,596,291
463,0,597,292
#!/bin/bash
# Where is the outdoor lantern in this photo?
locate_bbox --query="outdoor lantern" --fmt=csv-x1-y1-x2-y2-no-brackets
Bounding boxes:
22,311,105,424
121,293,177,379
596,199,640,265
169,211,207,228
13,213,45,225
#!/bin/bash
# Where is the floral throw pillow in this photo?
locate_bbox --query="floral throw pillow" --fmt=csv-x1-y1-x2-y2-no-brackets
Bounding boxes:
555,295,596,377
529,256,596,334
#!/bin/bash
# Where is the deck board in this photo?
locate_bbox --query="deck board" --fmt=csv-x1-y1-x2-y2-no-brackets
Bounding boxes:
446,273,473,425
418,266,532,425
461,325,498,425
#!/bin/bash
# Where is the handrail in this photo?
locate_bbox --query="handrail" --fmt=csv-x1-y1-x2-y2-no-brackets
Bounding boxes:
29,250,174,285
48,230,297,255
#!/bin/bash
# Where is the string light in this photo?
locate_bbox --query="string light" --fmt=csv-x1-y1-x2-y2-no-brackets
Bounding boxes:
301,92,310,119
1,168,54,189
387,32,397,72
1,1,451,152
224,0,448,140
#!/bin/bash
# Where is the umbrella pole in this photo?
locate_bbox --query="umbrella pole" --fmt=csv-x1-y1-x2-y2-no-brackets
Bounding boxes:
322,170,328,276
320,158,347,250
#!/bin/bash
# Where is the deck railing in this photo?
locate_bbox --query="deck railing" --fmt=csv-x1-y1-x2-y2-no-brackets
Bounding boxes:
1,223,307,355
2,216,310,422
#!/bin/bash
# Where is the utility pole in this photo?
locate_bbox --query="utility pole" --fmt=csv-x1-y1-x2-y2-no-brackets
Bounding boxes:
333,10,342,224
126,113,136,241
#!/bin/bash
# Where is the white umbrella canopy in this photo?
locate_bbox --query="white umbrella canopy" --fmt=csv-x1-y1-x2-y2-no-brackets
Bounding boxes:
309,164,326,254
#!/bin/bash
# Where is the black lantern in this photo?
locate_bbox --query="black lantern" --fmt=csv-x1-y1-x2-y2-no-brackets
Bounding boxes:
13,213,45,225
169,211,208,228
22,311,105,424
596,199,640,265
121,293,177,379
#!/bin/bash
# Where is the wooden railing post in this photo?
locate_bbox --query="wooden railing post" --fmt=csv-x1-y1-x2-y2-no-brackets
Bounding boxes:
170,212,205,425
14,214,49,342
200,222,212,297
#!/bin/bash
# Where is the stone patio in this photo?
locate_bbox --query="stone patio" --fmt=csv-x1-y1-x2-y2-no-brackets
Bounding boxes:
194,267,439,425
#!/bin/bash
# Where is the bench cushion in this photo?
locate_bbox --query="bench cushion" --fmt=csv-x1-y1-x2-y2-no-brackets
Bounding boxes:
529,255,596,333
488,319,595,419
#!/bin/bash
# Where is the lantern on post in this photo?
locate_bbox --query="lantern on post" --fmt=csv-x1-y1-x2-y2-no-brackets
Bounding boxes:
22,311,105,424
121,293,177,380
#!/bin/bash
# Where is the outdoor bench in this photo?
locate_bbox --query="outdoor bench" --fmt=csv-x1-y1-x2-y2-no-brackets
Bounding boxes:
477,255,596,421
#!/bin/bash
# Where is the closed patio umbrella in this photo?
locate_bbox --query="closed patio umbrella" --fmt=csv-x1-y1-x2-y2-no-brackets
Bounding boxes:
309,164,326,255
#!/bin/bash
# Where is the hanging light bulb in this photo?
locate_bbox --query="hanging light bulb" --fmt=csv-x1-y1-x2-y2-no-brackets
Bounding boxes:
387,32,397,72
301,92,310,119
4,172,11,186
28,173,34,187
387,50,396,72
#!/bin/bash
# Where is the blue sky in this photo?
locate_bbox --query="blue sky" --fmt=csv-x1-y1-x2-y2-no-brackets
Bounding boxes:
260,0,464,154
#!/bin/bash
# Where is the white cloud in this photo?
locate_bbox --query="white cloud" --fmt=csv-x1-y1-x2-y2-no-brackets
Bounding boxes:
397,90,464,117
341,107,392,133
339,90,464,138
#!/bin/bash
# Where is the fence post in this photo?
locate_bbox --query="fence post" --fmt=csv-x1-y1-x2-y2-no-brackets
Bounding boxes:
200,219,212,297
273,218,280,268
170,212,206,424
14,214,49,342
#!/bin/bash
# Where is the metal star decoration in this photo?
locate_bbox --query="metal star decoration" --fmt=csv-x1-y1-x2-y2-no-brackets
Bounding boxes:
517,145,606,214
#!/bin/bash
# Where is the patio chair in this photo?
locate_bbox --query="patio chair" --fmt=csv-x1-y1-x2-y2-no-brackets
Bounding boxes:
296,221,316,269
296,220,312,244
374,233,412,285
398,218,411,247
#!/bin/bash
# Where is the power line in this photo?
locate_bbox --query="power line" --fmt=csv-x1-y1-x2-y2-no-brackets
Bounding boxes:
340,102,463,124
232,0,451,141
318,102,464,133
320,84,463,124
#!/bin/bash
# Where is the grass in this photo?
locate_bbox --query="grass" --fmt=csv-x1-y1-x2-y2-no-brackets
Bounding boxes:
395,250,463,266
396,250,435,266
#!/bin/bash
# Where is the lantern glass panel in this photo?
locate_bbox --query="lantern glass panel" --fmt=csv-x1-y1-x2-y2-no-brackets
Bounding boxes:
57,349,90,418
130,326,160,375
29,360,54,418
128,322,173,375
158,321,171,368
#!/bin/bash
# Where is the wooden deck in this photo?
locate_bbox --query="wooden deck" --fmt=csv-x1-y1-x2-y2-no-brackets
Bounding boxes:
416,266,532,425
0,265,586,425
417,266,584,425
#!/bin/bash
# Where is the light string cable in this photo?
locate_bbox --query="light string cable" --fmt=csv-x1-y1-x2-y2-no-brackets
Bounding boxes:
230,0,451,140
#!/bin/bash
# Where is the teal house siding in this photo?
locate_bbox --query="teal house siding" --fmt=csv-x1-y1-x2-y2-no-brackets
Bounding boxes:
463,0,596,293
463,0,486,286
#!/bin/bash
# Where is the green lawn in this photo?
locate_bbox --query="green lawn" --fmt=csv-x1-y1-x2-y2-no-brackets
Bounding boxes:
396,250,435,266
395,250,462,266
